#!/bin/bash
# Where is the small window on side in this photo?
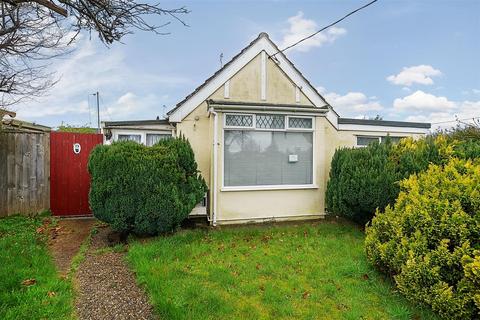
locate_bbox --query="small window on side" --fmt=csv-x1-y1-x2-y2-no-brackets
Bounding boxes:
117,134,141,143
146,133,171,146
357,136,380,147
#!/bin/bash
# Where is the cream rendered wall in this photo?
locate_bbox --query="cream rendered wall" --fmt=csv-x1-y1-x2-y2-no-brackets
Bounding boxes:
175,101,212,187
215,113,326,223
210,53,312,105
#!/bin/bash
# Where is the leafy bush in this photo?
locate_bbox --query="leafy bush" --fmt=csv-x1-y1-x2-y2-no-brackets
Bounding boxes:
88,137,206,235
326,141,398,225
326,134,480,224
365,159,480,319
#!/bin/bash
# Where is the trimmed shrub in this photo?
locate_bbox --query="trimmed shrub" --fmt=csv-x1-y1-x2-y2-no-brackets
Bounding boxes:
326,134,480,224
88,137,207,235
326,141,398,225
365,159,480,319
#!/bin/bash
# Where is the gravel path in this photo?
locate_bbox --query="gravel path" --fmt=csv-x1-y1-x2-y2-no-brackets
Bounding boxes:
75,227,155,320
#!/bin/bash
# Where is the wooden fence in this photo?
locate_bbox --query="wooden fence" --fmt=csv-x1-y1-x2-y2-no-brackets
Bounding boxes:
0,130,50,217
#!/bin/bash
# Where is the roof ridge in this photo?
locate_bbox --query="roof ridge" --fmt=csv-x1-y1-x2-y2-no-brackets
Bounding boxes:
167,32,268,116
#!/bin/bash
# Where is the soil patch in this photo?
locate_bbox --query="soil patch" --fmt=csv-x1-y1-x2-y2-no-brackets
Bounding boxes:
48,218,96,275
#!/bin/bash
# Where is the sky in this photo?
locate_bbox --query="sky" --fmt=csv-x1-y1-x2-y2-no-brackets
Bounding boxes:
13,0,480,130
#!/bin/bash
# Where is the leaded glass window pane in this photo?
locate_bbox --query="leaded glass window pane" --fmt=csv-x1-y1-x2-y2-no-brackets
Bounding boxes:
256,114,285,129
288,117,312,129
225,114,253,127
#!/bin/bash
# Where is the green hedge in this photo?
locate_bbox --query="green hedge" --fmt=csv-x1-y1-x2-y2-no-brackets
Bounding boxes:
325,141,398,225
365,159,480,319
88,137,207,235
326,133,480,224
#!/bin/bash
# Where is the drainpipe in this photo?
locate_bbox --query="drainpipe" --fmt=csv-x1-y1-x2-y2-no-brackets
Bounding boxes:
208,107,218,226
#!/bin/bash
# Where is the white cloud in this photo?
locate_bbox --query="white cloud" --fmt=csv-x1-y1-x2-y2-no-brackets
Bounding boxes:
387,65,442,86
393,90,456,111
318,86,383,117
279,12,346,52
394,91,480,129
102,92,167,119
14,37,189,125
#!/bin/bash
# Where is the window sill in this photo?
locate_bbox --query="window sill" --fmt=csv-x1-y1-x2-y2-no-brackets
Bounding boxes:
221,185,318,192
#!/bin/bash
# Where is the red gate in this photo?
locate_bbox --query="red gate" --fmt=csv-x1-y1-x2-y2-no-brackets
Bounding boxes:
50,132,103,216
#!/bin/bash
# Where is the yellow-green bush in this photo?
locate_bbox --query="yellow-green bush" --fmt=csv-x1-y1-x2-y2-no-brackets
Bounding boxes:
365,159,480,319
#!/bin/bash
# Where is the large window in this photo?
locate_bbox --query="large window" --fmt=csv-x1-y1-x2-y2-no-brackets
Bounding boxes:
224,113,314,188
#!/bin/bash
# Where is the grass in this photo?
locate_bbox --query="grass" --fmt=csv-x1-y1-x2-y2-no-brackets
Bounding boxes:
0,215,75,320
127,220,439,320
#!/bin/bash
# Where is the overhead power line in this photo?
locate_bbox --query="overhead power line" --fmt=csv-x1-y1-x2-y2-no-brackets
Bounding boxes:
272,0,379,57
431,116,480,125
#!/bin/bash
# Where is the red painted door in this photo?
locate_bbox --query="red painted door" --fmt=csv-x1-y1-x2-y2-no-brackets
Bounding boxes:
50,132,103,216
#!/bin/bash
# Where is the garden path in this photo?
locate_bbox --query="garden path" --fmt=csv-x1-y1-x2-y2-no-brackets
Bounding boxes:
74,226,156,320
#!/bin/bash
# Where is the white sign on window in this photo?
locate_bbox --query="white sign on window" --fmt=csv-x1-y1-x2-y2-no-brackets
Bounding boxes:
288,154,298,163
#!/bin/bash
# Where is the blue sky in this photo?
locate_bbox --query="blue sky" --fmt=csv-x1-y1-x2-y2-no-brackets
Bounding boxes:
15,0,480,129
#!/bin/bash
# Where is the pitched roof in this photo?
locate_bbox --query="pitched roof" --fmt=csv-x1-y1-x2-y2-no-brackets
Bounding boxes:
167,32,334,123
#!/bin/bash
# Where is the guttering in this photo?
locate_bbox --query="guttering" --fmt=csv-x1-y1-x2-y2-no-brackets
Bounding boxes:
209,103,329,115
208,107,218,226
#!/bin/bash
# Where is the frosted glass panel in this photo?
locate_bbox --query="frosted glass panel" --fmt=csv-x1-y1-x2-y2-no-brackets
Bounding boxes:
224,131,313,186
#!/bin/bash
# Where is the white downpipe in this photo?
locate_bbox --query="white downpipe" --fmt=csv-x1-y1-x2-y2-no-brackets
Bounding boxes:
209,108,218,226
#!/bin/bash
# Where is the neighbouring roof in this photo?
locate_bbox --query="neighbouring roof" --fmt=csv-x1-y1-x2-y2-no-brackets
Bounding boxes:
1,118,51,133
338,118,431,129
103,119,171,127
0,109,16,118
167,32,333,122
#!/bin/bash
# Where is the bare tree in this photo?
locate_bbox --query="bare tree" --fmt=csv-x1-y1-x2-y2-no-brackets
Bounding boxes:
0,0,188,107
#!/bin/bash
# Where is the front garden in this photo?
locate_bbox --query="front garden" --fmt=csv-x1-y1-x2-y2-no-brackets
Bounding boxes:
2,128,478,319
127,221,439,320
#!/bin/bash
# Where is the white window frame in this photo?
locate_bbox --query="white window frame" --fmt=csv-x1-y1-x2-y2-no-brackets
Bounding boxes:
114,129,172,145
222,112,317,191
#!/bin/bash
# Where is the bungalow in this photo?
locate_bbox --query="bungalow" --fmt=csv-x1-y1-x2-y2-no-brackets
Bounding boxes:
103,32,430,225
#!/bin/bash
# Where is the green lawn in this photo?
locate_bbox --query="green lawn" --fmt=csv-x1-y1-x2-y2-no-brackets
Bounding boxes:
0,215,74,320
127,220,439,320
